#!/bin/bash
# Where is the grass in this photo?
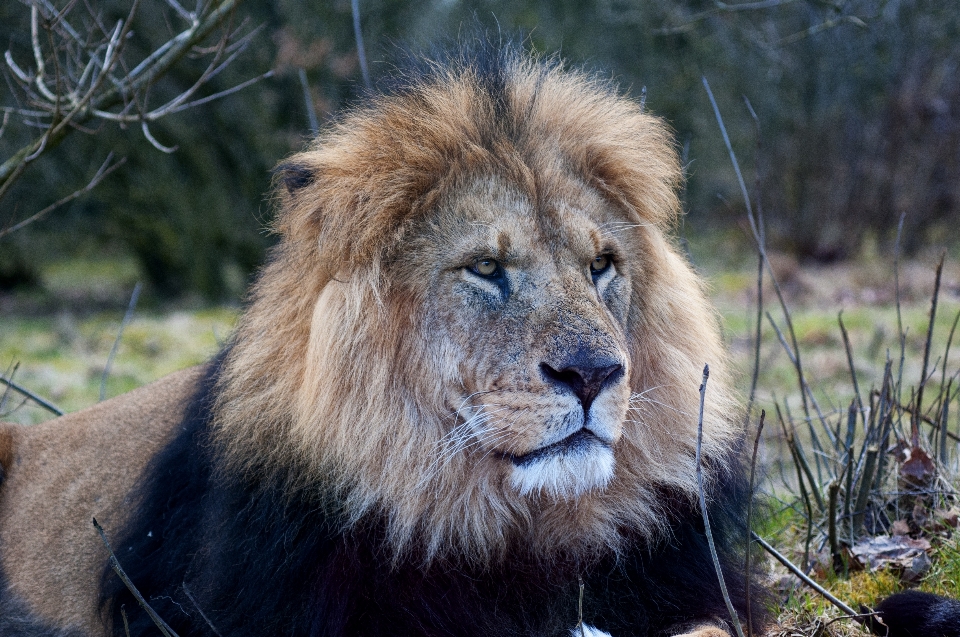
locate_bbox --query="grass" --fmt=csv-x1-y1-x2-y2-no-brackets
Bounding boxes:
1,255,237,423
1,308,237,423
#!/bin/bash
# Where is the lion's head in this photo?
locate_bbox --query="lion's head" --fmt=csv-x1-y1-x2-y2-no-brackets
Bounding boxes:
212,44,740,565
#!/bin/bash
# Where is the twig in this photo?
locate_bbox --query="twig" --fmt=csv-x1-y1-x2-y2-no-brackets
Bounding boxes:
778,15,867,46
652,0,800,35
182,583,223,637
745,249,763,422
703,76,821,438
868,390,960,442
141,120,177,153
100,282,142,401
695,365,746,637
298,68,319,134
744,409,765,637
853,445,879,535
351,0,371,91
838,311,864,415
914,253,945,445
0,375,64,415
938,380,953,467
827,480,841,572
93,518,181,637
764,312,832,446
0,153,125,238
894,214,907,393
577,575,585,637
751,532,857,616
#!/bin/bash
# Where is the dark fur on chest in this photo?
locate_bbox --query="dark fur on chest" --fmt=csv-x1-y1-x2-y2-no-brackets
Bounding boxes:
99,361,766,637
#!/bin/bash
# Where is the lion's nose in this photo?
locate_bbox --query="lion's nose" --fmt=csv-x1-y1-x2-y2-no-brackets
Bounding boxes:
540,358,623,412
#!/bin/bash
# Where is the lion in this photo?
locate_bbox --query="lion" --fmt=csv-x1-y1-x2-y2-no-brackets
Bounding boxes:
0,43,766,637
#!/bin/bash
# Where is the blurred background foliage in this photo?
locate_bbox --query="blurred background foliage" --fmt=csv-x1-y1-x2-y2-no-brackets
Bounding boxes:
2,0,958,302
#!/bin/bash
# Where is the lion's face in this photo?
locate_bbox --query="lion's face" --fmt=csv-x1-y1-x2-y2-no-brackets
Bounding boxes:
409,175,634,500
217,49,739,562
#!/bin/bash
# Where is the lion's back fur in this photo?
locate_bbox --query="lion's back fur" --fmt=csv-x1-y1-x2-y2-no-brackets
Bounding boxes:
0,367,204,634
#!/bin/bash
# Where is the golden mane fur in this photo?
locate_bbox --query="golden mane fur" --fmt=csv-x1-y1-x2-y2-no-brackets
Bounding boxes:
211,48,741,565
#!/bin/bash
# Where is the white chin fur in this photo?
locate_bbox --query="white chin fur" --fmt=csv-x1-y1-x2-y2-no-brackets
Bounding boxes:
509,445,615,499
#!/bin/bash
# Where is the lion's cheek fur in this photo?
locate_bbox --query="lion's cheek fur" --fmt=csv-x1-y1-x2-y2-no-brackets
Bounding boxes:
293,277,518,558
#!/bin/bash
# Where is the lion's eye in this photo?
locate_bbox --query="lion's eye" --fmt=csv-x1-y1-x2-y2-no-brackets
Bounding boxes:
590,255,611,276
472,258,500,277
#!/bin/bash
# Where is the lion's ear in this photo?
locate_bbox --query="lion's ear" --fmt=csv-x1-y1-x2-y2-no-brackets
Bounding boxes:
274,162,317,194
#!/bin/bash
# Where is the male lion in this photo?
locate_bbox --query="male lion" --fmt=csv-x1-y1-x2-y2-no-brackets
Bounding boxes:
0,43,765,636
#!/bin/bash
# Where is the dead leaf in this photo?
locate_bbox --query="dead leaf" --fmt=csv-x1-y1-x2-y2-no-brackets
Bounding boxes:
900,444,936,488
850,534,931,571
890,519,911,536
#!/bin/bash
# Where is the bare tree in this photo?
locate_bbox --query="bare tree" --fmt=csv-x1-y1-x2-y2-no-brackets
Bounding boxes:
0,0,271,237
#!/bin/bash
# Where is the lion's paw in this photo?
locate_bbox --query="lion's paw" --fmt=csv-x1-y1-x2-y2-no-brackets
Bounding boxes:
569,624,613,637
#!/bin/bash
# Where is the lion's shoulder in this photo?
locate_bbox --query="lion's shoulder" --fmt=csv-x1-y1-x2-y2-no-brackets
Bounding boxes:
0,365,207,634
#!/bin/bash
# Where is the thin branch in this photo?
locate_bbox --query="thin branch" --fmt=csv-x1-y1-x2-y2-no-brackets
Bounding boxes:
702,76,820,436
838,311,864,415
0,153,125,238
914,253,945,444
100,282,142,402
695,365,746,637
752,532,857,616
778,15,867,46
163,0,193,22
298,67,318,134
182,584,223,637
351,0,371,90
0,375,64,416
653,0,800,35
140,120,177,153
93,518,181,637
152,68,272,117
744,409,765,637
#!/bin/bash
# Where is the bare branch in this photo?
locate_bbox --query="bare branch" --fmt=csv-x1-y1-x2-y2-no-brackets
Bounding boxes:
0,374,64,416
695,365,746,637
160,68,273,116
351,0,372,90
164,0,193,22
653,0,800,36
1,0,260,217
93,518,182,637
752,532,857,616
0,153,125,237
779,15,868,46
140,121,176,153
100,282,143,402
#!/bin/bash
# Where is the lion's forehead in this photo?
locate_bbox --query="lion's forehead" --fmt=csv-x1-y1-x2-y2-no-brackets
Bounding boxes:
421,173,636,270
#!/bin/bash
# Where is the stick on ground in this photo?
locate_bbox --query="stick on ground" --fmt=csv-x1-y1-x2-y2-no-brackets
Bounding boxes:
696,365,746,637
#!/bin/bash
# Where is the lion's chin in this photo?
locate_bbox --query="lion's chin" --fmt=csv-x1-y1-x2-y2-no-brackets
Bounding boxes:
507,433,615,499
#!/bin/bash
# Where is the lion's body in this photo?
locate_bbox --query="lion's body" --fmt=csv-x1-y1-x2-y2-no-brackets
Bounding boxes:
0,43,765,636
0,367,203,634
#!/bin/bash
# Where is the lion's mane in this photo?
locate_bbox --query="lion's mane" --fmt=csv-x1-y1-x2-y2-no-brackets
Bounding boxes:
97,42,762,637
210,44,739,563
